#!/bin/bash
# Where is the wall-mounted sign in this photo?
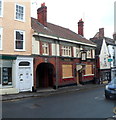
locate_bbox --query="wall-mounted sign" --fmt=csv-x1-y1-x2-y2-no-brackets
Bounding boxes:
108,59,113,62
45,58,48,63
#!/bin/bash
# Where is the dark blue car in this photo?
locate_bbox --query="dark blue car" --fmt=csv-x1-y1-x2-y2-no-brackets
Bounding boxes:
105,77,116,99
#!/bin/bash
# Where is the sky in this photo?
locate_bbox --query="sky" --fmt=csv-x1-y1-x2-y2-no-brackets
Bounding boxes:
31,0,115,39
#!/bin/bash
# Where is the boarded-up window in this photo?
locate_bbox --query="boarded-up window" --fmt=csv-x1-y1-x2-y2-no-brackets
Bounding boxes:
85,65,92,75
62,65,73,78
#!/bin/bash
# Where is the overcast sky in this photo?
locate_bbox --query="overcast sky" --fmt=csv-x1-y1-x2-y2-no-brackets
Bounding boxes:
31,0,115,39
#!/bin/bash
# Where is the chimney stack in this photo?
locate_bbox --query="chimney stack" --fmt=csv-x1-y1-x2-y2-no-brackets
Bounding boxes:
37,3,47,26
113,33,116,44
99,28,104,38
78,19,84,36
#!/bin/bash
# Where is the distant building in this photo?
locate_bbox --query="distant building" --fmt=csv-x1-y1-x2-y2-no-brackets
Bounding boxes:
0,0,33,95
31,3,96,90
90,28,116,83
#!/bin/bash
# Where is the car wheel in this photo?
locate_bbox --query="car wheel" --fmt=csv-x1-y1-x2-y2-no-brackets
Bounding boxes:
105,94,110,99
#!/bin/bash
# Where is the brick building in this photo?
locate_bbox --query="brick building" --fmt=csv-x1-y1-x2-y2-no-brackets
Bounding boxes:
31,3,96,90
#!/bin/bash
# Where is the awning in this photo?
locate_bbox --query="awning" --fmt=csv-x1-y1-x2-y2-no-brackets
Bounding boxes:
0,55,17,60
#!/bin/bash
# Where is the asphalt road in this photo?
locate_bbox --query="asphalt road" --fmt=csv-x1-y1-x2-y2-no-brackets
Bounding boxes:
2,86,116,118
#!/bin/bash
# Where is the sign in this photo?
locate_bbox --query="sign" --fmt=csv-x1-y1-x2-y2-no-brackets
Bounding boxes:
108,59,113,62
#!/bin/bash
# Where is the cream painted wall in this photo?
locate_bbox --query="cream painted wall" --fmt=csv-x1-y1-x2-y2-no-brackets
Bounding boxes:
0,0,32,55
51,43,60,56
99,39,110,69
32,37,40,55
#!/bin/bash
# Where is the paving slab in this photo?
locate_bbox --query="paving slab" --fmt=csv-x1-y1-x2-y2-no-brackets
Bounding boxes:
1,84,106,101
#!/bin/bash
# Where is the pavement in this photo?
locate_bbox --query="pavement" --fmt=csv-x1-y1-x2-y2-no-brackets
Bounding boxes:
2,83,106,101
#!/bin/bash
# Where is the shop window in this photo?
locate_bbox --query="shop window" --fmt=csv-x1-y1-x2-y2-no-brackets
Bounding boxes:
19,61,30,66
62,64,73,78
2,68,12,85
85,65,92,75
2,60,12,86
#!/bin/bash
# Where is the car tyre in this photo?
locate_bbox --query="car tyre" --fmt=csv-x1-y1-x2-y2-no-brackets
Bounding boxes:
105,94,110,99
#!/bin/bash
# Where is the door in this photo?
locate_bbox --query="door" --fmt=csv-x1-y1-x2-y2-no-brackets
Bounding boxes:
18,67,32,91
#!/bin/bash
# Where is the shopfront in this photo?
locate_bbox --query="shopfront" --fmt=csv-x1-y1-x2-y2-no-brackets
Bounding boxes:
0,56,33,95
0,55,18,95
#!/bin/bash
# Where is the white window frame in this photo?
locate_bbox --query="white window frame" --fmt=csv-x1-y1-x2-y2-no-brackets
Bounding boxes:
0,0,3,17
14,30,25,51
62,46,72,57
76,47,80,58
42,42,49,55
15,3,25,22
0,27,3,50
87,50,92,58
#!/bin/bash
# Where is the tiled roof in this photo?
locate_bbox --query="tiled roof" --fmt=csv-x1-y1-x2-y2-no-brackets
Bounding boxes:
31,17,96,47
90,37,114,55
90,38,103,55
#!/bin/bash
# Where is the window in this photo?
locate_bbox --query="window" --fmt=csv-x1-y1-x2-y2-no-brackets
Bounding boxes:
15,30,25,50
0,27,2,50
15,4,25,21
62,65,73,78
0,0,3,17
19,62,30,66
2,60,12,86
76,47,80,57
87,50,92,58
81,52,86,61
42,42,49,55
85,65,92,75
62,46,72,57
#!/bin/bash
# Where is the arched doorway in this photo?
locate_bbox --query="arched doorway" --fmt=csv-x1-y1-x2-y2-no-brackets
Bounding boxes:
36,63,55,88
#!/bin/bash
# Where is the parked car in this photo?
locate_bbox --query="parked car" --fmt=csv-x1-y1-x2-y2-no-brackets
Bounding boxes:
105,77,116,99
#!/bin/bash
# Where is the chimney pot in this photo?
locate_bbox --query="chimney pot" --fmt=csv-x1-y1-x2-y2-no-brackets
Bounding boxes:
41,3,45,7
99,28,104,38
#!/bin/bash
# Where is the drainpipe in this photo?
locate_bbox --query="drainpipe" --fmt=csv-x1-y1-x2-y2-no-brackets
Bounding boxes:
55,39,59,89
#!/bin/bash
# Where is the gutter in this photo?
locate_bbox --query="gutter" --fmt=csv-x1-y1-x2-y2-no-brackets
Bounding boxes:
33,32,97,48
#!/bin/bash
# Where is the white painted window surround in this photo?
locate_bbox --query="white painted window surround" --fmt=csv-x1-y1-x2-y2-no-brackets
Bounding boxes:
14,30,25,51
0,0,3,17
62,46,72,57
15,3,25,22
0,27,3,50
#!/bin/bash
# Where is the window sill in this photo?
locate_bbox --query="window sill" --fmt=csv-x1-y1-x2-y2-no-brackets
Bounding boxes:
14,49,26,52
14,19,25,23
63,76,73,79
83,74,94,76
2,85,13,88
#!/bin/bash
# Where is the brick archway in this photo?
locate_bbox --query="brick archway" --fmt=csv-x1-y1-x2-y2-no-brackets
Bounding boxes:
36,62,55,88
